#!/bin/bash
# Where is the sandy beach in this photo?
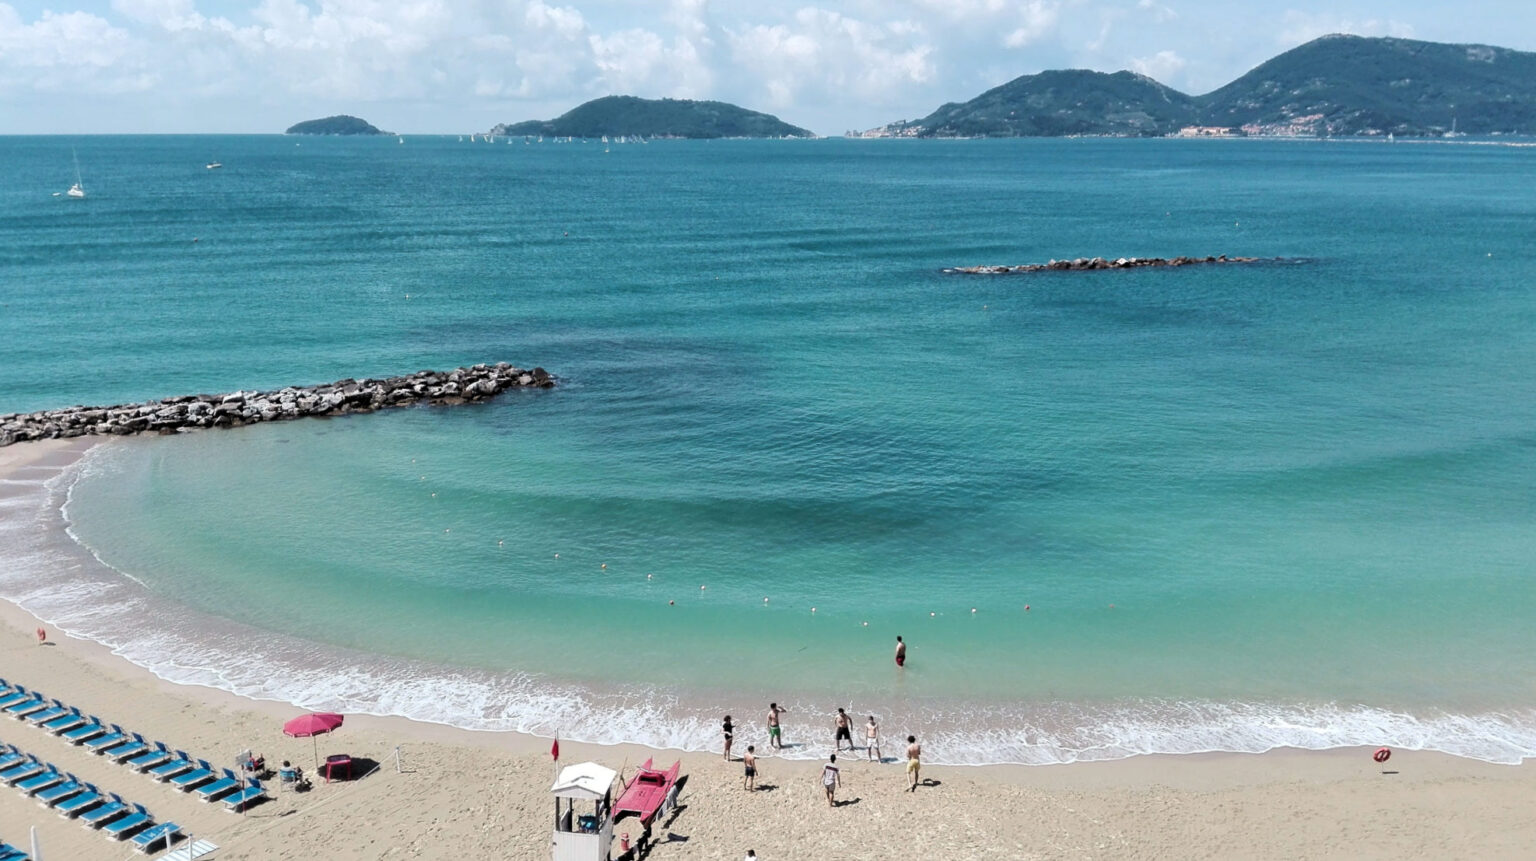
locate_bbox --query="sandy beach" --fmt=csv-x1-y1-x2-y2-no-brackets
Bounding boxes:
1,438,1533,860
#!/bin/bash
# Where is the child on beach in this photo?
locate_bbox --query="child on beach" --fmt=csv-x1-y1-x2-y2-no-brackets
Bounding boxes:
866,715,880,761
822,754,841,807
743,745,758,791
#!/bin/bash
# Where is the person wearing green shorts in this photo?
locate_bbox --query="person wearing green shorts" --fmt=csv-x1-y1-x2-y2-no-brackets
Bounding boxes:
767,702,787,750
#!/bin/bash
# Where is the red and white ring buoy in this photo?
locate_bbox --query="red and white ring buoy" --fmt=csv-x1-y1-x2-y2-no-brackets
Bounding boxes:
1373,747,1391,763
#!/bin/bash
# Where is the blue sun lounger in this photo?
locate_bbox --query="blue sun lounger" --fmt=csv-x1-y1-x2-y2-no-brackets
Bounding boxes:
148,752,194,782
3,698,46,719
36,776,87,806
41,711,86,734
62,721,108,745
55,788,103,817
16,768,65,795
131,821,181,854
222,779,266,812
84,726,129,753
0,844,27,861
193,769,240,802
0,760,44,785
126,744,172,773
24,701,69,725
103,734,150,762
103,803,153,839
169,760,216,791
0,692,32,711
79,794,130,827
0,752,26,772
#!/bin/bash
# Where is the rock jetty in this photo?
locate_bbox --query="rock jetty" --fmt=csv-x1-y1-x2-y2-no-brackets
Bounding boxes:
943,255,1267,275
0,363,553,447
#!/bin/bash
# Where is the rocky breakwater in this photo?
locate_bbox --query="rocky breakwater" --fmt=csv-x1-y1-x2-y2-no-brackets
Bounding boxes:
0,363,553,447
944,255,1268,275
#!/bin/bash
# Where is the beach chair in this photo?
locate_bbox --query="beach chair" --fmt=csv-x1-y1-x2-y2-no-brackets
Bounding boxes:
35,776,87,806
16,767,65,795
125,743,172,773
193,769,240,802
222,779,266,813
61,721,108,745
84,726,129,753
0,759,44,785
104,734,150,762
0,844,26,861
103,803,153,840
169,760,217,791
24,700,69,725
55,788,103,817
0,752,26,772
3,698,46,719
80,795,131,828
0,692,32,711
41,710,86,734
131,821,181,854
148,752,194,782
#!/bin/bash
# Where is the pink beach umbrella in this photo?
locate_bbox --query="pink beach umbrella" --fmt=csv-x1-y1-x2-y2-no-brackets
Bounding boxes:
283,712,345,768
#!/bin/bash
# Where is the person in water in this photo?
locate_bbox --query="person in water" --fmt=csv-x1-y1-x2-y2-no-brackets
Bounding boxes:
905,735,921,792
834,708,854,752
743,745,758,791
865,715,880,761
723,715,734,761
895,635,906,667
767,702,787,750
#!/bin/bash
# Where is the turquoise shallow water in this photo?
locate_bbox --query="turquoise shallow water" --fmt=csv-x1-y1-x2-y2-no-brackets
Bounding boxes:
2,135,1535,763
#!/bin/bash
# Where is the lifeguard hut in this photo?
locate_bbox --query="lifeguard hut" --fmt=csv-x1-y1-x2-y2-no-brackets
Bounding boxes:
551,761,616,861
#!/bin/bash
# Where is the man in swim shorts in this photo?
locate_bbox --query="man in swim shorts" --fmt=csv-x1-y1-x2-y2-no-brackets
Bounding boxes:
743,745,758,791
866,715,880,761
895,635,906,667
906,735,921,791
767,702,787,750
834,708,854,752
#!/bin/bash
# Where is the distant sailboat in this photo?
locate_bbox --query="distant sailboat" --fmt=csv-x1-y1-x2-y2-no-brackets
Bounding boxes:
206,161,223,169
398,136,405,144
65,149,85,198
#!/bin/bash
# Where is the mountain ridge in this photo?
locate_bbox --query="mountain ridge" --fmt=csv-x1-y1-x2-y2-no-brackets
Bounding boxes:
490,95,813,139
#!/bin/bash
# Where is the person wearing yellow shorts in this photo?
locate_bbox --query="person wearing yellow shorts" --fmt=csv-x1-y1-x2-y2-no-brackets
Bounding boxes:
905,735,921,792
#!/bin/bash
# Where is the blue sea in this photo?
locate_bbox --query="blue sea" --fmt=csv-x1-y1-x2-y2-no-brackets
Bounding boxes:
2,134,1534,765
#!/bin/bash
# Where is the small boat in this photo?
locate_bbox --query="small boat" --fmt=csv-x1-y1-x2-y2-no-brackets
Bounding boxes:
610,758,679,826
206,162,223,169
398,136,405,144
65,148,86,198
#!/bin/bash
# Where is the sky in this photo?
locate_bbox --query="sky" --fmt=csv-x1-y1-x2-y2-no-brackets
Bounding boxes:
1,1,1533,135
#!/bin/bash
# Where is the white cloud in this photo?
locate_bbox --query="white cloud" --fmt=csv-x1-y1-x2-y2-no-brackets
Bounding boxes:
1003,1,1060,48
1131,48,1185,81
0,4,148,92
1137,0,1176,24
1278,11,1414,46
728,7,933,109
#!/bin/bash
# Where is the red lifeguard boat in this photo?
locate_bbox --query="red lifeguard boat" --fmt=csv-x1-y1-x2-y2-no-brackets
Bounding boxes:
610,758,680,826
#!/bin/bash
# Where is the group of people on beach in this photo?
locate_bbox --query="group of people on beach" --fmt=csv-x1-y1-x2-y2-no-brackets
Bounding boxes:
722,636,924,803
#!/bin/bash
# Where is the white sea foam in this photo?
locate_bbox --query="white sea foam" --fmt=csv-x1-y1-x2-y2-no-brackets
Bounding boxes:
1,442,1533,767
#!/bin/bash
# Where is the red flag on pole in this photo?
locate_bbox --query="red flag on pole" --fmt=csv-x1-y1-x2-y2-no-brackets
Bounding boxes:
551,738,560,762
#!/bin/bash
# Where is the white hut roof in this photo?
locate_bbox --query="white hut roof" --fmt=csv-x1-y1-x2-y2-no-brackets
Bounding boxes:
551,762,617,801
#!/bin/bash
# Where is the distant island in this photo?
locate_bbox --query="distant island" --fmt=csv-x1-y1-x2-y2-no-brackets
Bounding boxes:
489,96,813,139
861,35,1536,138
285,115,391,136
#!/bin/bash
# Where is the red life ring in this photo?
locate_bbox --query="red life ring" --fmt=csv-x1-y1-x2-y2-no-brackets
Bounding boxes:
1373,747,1391,763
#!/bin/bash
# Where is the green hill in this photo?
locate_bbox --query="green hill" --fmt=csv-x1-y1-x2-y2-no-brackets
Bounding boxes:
490,96,813,139
904,69,1197,138
284,115,390,136
877,35,1536,138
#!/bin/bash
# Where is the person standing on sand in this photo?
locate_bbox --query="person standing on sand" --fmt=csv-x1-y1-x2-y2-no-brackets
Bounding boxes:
723,715,734,761
866,715,880,761
821,754,841,807
895,635,906,667
834,708,854,752
905,735,921,792
767,702,787,750
743,745,758,791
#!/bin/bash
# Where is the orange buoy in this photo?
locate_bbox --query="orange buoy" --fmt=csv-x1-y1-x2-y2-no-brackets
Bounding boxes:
1373,747,1391,763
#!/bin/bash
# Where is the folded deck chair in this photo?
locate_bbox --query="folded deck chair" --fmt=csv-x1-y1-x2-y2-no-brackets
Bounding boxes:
0,760,44,785
35,777,86,806
55,789,103,817
193,769,240,802
16,768,64,795
132,821,181,854
126,746,172,772
62,723,108,744
169,761,216,791
222,780,266,813
42,712,86,734
148,755,195,782
79,794,130,827
104,804,153,839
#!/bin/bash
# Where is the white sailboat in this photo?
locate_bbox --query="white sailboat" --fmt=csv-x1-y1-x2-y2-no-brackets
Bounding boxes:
65,149,85,198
